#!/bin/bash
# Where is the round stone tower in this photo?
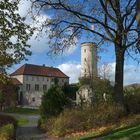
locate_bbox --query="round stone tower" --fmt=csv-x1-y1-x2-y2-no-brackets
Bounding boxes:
81,42,97,78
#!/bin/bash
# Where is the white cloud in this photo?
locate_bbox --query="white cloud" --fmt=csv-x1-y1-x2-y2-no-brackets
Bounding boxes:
124,64,140,85
57,62,81,83
57,61,140,85
99,63,140,85
18,0,32,17
17,0,50,53
17,0,77,54
28,15,51,53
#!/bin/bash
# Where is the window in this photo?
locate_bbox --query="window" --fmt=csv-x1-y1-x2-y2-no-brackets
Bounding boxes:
84,58,86,61
26,76,28,81
84,49,86,52
32,97,35,102
35,84,39,91
26,84,30,91
32,76,34,81
43,85,47,91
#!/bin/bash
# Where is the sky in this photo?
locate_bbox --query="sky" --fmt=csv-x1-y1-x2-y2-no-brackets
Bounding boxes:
8,0,140,85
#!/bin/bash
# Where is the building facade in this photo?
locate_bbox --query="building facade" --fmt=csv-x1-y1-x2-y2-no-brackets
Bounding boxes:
10,64,69,107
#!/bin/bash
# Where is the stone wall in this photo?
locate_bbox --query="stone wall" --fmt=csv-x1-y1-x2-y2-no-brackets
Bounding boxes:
11,75,69,107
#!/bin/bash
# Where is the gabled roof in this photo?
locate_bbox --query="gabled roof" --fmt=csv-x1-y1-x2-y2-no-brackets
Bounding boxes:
10,64,69,78
11,78,22,85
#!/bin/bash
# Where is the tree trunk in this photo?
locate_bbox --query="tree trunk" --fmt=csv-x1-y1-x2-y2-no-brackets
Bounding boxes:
114,46,125,105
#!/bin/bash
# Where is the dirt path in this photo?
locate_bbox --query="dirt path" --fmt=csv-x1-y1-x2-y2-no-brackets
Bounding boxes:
16,126,47,140
0,112,47,140
15,115,47,140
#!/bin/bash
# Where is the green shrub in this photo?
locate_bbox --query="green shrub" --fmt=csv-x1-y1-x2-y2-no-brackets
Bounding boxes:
43,102,126,137
124,85,140,114
50,109,88,136
79,77,114,102
0,124,14,140
124,92,140,114
40,85,68,119
0,115,16,140
0,115,16,128
94,79,114,101
63,84,79,100
38,118,48,131
92,102,126,125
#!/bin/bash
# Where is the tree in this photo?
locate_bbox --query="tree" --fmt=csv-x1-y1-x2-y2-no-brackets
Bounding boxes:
99,63,113,80
0,0,32,76
0,78,17,110
63,84,79,100
40,85,67,119
136,0,140,49
0,91,4,110
31,0,139,104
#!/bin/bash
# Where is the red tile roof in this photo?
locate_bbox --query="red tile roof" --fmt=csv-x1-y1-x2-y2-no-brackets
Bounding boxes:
10,64,69,78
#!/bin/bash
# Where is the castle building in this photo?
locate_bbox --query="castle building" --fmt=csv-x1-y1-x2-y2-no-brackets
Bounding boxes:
10,64,69,107
81,42,97,78
76,42,98,105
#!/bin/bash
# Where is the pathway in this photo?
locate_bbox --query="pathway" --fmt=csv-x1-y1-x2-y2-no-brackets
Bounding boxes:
0,112,48,140
15,115,47,140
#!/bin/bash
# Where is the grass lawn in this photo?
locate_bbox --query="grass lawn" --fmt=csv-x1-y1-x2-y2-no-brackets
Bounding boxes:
16,117,29,126
98,123,140,140
68,114,140,140
4,107,39,115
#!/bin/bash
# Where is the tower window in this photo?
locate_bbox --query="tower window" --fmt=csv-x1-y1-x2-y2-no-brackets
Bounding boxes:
84,58,86,61
84,49,86,52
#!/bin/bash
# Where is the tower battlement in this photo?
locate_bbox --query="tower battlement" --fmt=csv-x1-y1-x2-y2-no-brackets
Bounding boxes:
81,42,97,47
